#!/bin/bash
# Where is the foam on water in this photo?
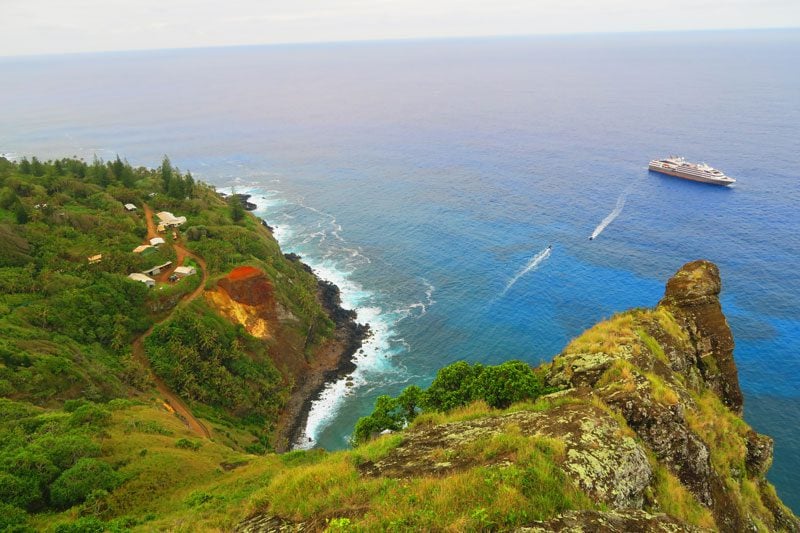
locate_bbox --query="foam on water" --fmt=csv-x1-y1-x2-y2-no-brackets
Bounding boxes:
239,186,430,448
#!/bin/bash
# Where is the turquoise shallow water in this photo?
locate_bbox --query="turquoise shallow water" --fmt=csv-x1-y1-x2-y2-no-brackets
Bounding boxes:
1,29,798,510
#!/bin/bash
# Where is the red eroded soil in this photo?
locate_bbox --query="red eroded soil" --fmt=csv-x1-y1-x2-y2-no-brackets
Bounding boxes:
227,265,262,281
217,266,275,306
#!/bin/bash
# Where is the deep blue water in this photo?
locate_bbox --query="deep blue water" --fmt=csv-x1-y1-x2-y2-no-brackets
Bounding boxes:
1,30,798,511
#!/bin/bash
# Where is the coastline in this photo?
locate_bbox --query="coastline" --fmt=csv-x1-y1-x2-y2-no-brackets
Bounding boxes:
272,252,370,452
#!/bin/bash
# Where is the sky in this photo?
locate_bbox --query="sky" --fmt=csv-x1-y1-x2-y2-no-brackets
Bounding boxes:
1,0,799,56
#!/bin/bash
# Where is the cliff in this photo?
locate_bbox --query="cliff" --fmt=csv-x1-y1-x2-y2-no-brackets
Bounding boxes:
235,260,798,532
205,263,368,451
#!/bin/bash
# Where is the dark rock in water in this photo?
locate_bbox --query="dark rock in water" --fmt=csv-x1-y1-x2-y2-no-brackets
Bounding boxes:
259,218,274,232
232,193,257,211
284,253,313,274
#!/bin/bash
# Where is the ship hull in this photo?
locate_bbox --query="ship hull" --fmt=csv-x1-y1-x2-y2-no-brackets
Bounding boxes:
648,165,734,186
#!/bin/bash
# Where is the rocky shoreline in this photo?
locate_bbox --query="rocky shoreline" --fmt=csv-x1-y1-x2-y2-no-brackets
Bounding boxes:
276,253,370,451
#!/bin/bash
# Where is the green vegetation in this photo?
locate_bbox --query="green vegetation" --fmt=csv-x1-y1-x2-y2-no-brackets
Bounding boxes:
145,303,286,439
0,155,333,530
353,360,556,445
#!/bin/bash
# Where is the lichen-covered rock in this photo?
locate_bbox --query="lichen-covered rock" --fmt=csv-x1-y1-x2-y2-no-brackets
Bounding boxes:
518,509,703,532
598,378,714,506
235,514,306,532
358,398,653,509
745,429,774,476
659,260,743,413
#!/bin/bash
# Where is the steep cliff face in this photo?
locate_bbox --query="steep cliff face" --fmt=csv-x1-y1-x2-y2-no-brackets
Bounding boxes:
659,260,743,413
206,266,287,340
545,260,795,532
237,260,797,532
206,264,368,451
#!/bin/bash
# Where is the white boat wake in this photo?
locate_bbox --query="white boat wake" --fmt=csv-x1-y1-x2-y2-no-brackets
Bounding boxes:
589,184,634,240
502,245,552,295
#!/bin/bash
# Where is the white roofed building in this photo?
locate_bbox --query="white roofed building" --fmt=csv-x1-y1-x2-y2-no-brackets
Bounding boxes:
156,211,187,228
173,266,196,277
128,273,155,288
133,244,153,254
124,203,137,211
150,237,165,247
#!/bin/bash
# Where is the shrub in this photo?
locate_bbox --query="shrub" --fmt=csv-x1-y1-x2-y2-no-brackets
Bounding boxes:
68,404,111,428
473,361,546,409
0,503,31,532
53,516,106,533
175,438,202,451
353,360,556,445
49,458,119,509
423,361,483,412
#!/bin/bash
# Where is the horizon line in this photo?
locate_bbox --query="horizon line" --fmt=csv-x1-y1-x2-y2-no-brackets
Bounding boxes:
1,25,798,60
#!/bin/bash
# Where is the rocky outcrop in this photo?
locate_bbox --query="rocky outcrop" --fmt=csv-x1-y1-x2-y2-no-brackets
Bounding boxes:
518,510,702,532
359,397,653,509
544,260,797,532
659,260,743,413
239,260,798,532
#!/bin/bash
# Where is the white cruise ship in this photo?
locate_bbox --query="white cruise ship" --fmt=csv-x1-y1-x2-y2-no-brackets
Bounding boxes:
648,156,736,186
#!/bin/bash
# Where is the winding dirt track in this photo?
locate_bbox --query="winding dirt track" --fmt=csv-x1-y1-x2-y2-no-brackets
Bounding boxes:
131,204,211,438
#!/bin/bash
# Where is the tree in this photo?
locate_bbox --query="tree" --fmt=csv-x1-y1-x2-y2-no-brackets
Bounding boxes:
423,361,483,412
473,360,543,409
14,203,28,224
228,193,245,222
160,156,173,192
18,158,31,175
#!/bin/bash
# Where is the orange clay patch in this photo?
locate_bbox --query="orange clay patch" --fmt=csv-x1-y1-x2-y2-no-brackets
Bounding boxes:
227,265,263,281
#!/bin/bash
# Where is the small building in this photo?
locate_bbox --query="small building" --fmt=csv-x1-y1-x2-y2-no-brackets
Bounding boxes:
156,211,187,228
124,203,137,211
133,244,153,254
142,261,172,277
173,266,196,278
128,273,155,288
149,237,166,247
87,254,102,264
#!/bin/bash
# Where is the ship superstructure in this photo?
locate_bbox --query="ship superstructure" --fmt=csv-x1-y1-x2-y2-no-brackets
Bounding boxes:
649,156,736,186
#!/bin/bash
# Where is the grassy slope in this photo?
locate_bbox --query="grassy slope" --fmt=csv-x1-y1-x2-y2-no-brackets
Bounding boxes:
0,156,332,531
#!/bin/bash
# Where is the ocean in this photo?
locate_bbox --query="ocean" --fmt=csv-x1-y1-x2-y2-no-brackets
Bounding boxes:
1,29,798,510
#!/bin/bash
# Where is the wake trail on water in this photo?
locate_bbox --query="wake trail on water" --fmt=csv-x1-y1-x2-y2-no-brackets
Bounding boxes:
589,183,635,240
502,246,552,296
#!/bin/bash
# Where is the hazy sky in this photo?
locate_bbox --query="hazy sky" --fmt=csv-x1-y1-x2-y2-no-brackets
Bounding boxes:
2,0,799,56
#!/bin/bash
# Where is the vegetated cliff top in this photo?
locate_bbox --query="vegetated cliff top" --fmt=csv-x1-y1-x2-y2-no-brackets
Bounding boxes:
236,260,798,532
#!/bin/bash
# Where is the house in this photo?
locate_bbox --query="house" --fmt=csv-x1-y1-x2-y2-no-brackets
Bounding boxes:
124,203,137,211
173,266,196,277
87,254,102,264
133,244,153,254
150,237,166,247
142,261,172,277
128,273,155,288
156,211,187,228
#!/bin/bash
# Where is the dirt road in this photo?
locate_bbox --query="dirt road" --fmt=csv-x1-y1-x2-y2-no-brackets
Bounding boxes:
132,204,211,438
